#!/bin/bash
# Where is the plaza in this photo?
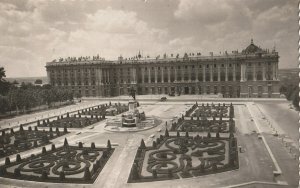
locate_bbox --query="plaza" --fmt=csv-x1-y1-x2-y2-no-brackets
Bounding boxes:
0,96,298,188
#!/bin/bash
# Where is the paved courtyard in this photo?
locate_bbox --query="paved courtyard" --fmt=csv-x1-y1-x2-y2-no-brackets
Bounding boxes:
0,97,298,188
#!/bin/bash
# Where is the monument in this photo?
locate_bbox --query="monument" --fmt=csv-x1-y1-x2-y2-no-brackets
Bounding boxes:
105,87,157,131
122,88,146,127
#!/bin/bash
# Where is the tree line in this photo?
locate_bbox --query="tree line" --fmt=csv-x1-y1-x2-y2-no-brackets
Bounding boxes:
0,67,80,115
280,84,299,110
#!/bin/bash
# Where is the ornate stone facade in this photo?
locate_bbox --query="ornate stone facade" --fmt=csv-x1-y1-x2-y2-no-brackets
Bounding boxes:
46,40,280,98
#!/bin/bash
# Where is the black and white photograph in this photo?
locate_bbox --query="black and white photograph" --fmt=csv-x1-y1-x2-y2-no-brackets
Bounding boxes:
0,0,298,187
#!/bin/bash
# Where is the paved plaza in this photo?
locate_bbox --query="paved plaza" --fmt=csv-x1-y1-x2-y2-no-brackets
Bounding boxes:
0,96,298,188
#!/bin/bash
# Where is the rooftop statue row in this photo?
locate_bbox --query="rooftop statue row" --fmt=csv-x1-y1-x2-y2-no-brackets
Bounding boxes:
49,40,277,63
52,54,105,63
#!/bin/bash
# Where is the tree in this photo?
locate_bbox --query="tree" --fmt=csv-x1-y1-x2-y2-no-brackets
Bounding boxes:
12,80,19,85
0,67,5,81
75,92,82,99
34,79,43,85
0,67,11,96
0,95,9,113
291,87,299,110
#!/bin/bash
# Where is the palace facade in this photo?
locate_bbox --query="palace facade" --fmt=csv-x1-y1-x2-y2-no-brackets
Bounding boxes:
46,40,280,98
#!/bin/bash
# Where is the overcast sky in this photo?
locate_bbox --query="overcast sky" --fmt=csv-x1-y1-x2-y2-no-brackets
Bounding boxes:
0,0,298,77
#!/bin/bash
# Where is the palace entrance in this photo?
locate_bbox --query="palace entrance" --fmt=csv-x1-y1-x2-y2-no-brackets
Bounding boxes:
184,87,189,94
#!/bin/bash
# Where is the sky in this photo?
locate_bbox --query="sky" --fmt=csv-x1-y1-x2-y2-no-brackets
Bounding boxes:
0,0,298,77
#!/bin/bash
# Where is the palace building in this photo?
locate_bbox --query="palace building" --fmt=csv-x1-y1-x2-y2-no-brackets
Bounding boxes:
46,40,280,98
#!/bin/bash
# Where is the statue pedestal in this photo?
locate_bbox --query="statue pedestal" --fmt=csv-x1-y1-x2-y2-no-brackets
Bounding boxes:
121,100,144,127
128,100,138,112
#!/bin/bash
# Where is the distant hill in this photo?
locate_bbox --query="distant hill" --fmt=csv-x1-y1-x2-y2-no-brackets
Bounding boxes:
5,76,48,84
278,68,299,85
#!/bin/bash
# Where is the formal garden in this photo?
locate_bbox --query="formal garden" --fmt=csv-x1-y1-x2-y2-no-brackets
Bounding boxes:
128,103,238,183
185,102,234,118
170,117,235,133
0,139,114,183
78,102,129,116
128,130,238,183
0,124,69,158
37,112,104,128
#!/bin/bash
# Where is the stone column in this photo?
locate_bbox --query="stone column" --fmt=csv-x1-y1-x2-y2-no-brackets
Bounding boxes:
95,68,99,85
210,65,213,82
168,67,171,83
276,62,279,80
203,67,206,82
174,67,177,82
233,64,236,81
253,63,256,81
161,67,164,83
148,68,151,83
240,64,244,82
99,68,103,84
188,66,191,82
88,69,91,86
262,63,266,81
154,67,158,83
103,69,106,83
181,67,184,82
195,66,199,81
272,63,276,80
225,64,228,81
132,67,137,84
107,69,110,83
104,69,106,84
141,67,145,83
217,65,221,82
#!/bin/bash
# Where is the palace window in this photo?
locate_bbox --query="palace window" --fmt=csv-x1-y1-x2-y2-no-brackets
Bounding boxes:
257,71,263,80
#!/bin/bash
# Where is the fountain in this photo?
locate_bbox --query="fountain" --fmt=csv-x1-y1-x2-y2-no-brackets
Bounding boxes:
122,99,146,127
105,88,158,132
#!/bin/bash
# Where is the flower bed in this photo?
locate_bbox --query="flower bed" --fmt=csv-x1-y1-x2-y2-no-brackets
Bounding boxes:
0,139,114,184
37,113,103,128
0,125,69,158
128,132,238,183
